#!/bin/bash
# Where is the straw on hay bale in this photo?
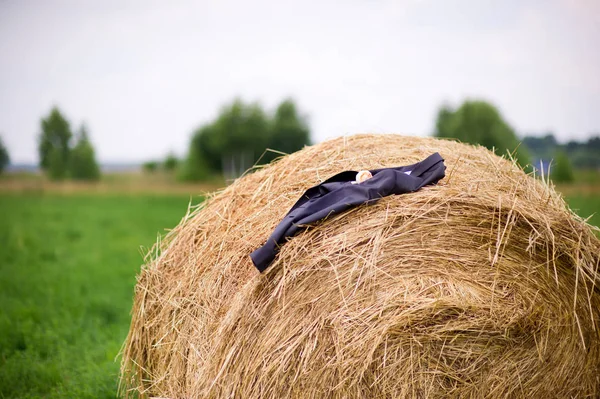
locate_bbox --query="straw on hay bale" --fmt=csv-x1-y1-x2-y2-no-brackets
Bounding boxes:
120,134,600,398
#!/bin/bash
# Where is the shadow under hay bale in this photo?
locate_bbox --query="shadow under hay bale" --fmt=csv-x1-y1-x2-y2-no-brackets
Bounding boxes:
120,134,600,398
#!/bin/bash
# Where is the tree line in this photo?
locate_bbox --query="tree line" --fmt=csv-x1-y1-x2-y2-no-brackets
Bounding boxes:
433,100,599,183
136,98,311,181
0,97,310,181
523,134,600,169
0,99,597,184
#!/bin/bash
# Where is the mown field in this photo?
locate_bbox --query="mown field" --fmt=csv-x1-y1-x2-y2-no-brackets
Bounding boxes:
0,188,598,398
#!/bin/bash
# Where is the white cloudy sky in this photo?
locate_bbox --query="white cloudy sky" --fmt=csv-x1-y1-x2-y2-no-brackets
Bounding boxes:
1,0,599,163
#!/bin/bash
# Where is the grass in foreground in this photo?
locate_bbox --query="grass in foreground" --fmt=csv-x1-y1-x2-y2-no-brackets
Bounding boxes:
0,190,597,398
0,194,199,398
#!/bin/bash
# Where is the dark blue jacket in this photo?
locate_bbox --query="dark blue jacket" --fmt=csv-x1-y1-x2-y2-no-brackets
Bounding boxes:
251,153,446,272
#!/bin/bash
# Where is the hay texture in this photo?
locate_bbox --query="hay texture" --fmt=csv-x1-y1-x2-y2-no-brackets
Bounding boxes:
121,134,600,398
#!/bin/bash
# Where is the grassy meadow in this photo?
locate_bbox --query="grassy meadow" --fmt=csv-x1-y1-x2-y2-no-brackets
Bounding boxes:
0,175,598,398
0,193,201,398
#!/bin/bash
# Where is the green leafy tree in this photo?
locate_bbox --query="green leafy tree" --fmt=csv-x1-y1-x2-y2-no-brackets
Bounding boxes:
142,161,159,173
179,142,211,181
189,124,220,173
183,99,270,179
434,100,529,167
39,107,72,176
264,99,310,163
181,124,215,180
70,125,101,181
212,99,270,177
48,146,68,180
182,98,311,181
0,136,9,174
551,150,574,183
163,152,179,171
434,104,454,140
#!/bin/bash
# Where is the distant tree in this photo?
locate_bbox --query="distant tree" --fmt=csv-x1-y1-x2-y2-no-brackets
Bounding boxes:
525,134,600,170
565,140,579,153
264,99,310,163
39,107,72,176
0,136,9,174
70,125,101,181
142,161,159,173
212,99,270,177
184,99,270,179
182,98,311,181
570,135,600,168
48,146,68,180
163,152,179,172
523,133,558,160
551,150,574,183
588,135,600,151
434,100,529,167
181,124,216,181
434,104,454,141
180,142,211,181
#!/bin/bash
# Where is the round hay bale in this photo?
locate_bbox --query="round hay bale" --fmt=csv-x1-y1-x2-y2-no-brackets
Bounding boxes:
120,134,600,398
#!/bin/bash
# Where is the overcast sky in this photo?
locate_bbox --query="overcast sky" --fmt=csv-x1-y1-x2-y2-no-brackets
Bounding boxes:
1,0,599,163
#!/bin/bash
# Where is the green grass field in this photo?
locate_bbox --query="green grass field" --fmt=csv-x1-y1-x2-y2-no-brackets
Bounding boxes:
0,194,200,398
0,191,598,398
